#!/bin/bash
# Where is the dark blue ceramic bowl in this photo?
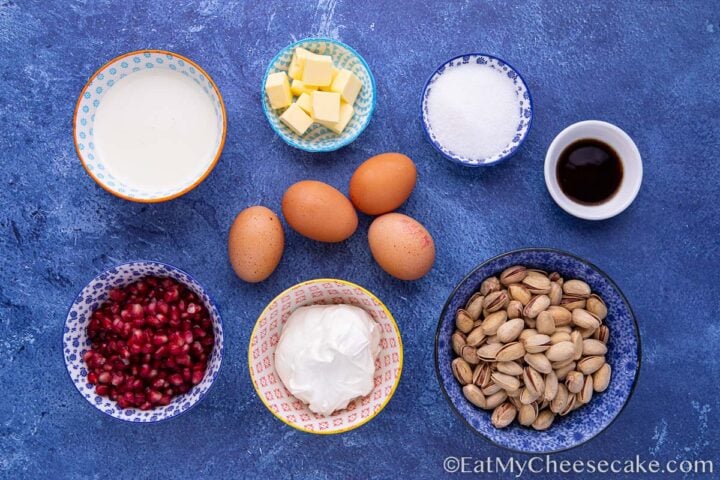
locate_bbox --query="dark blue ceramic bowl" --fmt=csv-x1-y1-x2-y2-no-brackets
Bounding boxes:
435,248,640,453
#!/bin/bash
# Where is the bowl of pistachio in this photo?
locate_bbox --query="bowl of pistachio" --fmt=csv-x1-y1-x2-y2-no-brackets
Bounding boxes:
434,248,640,453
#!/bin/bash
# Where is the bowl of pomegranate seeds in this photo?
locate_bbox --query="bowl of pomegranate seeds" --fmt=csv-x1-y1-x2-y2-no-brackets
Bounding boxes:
63,261,223,422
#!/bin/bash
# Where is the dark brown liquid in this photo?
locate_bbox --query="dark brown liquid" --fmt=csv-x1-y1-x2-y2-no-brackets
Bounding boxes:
556,139,623,205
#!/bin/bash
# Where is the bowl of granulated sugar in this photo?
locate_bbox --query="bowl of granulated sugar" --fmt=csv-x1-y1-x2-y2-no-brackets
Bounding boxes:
421,54,533,167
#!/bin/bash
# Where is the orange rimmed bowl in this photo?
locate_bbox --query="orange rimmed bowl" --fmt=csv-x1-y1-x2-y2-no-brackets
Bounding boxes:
73,50,227,203
248,279,403,434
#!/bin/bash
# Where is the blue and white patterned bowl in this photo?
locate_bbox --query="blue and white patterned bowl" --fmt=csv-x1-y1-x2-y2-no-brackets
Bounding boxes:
261,38,376,152
73,50,227,202
421,53,533,167
63,261,224,423
435,248,640,453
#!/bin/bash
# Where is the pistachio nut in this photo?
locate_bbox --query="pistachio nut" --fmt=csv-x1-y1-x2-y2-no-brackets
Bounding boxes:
476,343,503,362
522,272,552,295
545,341,576,363
496,342,526,362
572,308,600,330
562,279,591,298
496,318,525,343
480,276,501,296
561,295,586,311
593,363,612,392
451,331,466,356
543,371,559,402
455,309,474,333
536,310,556,335
461,345,480,365
523,366,545,398
550,384,569,414
577,375,594,404
480,310,505,335
463,384,487,409
578,356,606,375
500,266,528,286
549,282,563,306
485,390,508,409
547,305,572,326
571,330,584,360
524,352,553,374
554,361,576,380
582,339,608,356
559,393,577,416
518,402,539,426
523,334,552,354
482,382,503,396
452,358,473,385
465,293,485,320
586,294,608,320
491,372,521,392
594,325,610,344
506,300,524,319
520,387,540,405
523,294,551,319
508,284,532,305
496,361,524,377
466,326,487,347
565,371,584,393
532,409,555,431
550,331,572,345
491,402,517,429
473,363,493,388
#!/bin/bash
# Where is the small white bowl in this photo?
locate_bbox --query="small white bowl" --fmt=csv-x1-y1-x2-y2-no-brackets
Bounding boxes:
544,120,642,220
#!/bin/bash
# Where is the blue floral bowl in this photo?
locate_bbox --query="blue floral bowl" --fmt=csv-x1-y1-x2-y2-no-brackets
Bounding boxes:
261,38,376,152
435,248,640,453
63,261,224,423
421,53,533,167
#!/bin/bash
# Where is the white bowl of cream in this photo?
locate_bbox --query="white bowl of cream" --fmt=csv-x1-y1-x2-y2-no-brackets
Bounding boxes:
248,279,403,434
73,50,226,202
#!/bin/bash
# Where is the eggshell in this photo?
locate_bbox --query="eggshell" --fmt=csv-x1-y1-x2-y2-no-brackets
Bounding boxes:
368,213,435,280
228,206,284,283
349,153,417,215
282,180,358,243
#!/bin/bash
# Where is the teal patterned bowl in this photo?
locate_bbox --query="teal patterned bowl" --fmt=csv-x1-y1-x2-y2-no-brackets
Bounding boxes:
261,38,376,152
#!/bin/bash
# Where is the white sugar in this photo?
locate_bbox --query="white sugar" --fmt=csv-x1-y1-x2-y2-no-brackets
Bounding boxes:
425,63,521,161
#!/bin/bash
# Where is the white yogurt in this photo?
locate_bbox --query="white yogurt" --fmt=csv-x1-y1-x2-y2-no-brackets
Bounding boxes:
93,68,220,191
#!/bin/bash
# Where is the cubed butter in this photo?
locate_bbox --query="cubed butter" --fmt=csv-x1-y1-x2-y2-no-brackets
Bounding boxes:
280,103,314,135
318,67,340,91
331,69,363,104
288,47,312,81
295,93,314,117
316,101,354,134
312,91,341,122
290,79,317,97
265,71,292,109
302,54,333,87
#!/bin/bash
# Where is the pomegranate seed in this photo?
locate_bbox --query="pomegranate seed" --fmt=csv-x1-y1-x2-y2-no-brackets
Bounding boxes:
191,370,204,384
147,390,162,404
153,334,168,345
169,374,184,386
139,402,152,411
87,372,98,384
95,385,109,396
158,395,172,406
111,373,124,386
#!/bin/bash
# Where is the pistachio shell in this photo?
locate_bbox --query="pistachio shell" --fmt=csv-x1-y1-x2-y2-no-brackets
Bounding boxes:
548,306,572,326
561,295,586,311
481,310,507,336
582,339,608,356
572,309,600,330
496,342,526,362
550,331,572,344
520,387,540,405
559,393,577,416
577,375,594,404
518,403,539,426
496,361,524,377
565,371,584,393
466,326,487,347
523,295,551,319
506,300,524,318
482,382,503,396
593,363,612,392
473,363,493,388
477,343,503,361
532,409,555,430
523,366,545,398
500,266,528,286
549,282,563,306
491,402,517,428
508,284,532,305
536,310,556,335
463,384,487,409
571,330,584,360
578,355,606,375
496,318,525,343
485,390,508,409
483,290,509,312
524,353,553,374
562,279,591,298
543,371,559,402
452,358,473,385
491,372,521,392
594,325,610,344
480,276,501,296
522,272,552,294
550,384,569,413
554,361,576,380
586,294,608,320
455,309,474,333
465,293,485,320
523,334,552,354
545,341,576,363
461,345,479,365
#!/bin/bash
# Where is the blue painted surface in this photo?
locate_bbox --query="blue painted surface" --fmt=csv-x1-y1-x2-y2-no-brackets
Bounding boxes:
1,1,718,478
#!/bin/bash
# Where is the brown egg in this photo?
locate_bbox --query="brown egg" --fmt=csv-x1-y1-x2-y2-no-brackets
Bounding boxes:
282,180,358,242
349,152,417,215
368,213,435,280
228,206,284,283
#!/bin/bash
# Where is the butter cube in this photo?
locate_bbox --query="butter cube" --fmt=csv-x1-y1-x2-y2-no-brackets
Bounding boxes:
316,101,354,134
312,91,341,123
280,103,313,135
331,69,363,104
290,79,317,97
265,71,292,109
302,54,333,86
288,47,312,81
295,93,314,117
318,67,340,92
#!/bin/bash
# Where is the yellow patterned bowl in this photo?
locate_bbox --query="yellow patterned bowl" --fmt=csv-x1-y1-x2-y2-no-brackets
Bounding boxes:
248,279,402,434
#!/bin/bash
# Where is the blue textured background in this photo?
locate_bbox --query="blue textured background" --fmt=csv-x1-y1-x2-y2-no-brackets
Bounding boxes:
1,1,718,478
